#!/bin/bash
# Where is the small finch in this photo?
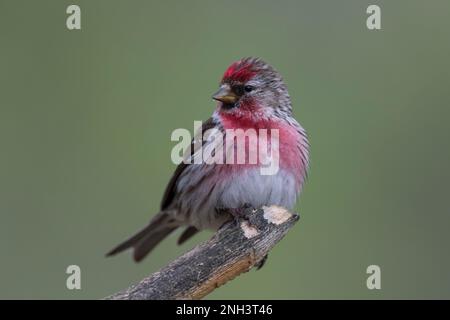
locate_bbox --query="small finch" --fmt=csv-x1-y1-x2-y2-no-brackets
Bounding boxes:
107,57,309,262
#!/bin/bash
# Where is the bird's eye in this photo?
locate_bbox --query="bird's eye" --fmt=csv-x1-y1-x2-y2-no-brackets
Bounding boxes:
244,85,254,93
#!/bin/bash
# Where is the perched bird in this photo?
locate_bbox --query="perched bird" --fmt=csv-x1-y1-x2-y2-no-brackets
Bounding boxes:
107,57,309,262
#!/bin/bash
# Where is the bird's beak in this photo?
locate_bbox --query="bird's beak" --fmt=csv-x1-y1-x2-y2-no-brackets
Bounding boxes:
212,85,238,104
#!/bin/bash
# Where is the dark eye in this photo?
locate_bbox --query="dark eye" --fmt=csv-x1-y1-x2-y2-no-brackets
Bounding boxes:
244,85,254,93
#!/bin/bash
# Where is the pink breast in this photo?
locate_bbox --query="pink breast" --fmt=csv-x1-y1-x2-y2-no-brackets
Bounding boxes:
218,113,308,187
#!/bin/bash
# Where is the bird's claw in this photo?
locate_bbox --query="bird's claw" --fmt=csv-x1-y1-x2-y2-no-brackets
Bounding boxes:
216,203,258,227
256,254,269,270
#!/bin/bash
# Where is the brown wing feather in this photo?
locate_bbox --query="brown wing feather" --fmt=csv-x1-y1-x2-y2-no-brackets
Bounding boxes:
160,117,218,210
106,118,218,261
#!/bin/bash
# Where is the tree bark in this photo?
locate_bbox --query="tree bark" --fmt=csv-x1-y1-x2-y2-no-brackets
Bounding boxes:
106,205,299,300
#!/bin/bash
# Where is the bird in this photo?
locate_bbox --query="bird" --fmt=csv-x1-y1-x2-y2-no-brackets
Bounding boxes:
107,57,309,262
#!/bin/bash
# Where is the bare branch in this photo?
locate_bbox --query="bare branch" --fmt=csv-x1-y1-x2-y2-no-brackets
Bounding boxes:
106,206,299,300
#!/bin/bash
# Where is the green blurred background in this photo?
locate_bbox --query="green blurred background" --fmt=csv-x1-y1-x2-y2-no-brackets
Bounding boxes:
1,0,449,299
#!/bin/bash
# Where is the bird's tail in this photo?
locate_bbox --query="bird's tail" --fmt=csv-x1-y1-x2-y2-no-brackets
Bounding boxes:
106,212,178,262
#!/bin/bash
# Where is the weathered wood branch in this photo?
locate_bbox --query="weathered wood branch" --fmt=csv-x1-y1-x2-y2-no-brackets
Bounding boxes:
106,205,299,300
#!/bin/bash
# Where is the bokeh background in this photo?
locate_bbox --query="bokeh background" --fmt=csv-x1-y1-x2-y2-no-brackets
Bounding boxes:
1,0,449,299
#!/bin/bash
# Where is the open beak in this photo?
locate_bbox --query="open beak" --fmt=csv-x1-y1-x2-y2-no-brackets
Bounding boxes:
212,85,238,104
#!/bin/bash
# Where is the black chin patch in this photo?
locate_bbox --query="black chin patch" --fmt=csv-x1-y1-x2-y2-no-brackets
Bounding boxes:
221,102,237,110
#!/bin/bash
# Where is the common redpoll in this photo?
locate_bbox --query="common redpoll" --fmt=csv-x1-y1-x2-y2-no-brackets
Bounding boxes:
107,57,309,262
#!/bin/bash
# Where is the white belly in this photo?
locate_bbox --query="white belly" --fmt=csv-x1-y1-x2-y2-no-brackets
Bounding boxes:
217,167,298,210
175,165,299,230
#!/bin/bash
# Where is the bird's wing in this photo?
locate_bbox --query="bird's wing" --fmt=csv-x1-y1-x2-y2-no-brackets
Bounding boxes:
160,117,218,211
106,117,219,259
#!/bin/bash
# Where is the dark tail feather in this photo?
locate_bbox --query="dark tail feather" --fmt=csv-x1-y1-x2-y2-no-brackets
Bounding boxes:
177,226,199,245
106,212,177,262
106,224,152,257
132,226,177,262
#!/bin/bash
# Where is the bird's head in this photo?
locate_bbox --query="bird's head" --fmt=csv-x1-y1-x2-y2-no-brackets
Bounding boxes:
212,57,292,120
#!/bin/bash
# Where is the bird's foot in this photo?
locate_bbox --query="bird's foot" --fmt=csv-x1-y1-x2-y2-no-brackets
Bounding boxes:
216,203,258,228
256,254,269,270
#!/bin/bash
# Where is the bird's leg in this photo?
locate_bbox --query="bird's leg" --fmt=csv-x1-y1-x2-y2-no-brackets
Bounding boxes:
216,203,258,227
216,207,242,227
